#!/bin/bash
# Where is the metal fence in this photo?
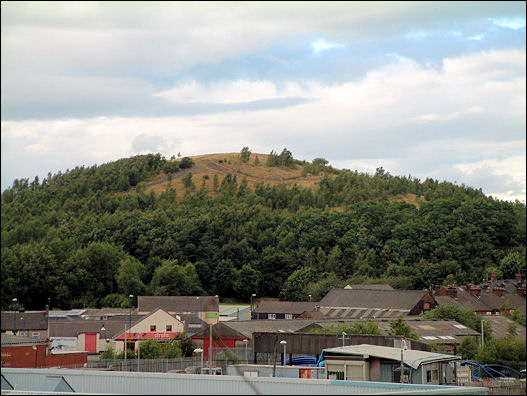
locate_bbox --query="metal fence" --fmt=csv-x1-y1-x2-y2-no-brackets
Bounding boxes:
86,346,256,373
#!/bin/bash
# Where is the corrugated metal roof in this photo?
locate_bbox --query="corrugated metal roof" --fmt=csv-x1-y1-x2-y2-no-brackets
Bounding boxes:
253,301,317,314
322,344,461,369
319,288,429,311
1,367,488,395
138,295,219,314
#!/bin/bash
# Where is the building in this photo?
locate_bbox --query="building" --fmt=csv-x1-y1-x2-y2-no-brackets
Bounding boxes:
252,301,317,320
479,315,526,339
1,334,88,369
343,284,394,290
310,317,481,352
1,309,49,339
219,304,251,321
138,295,220,325
318,288,437,316
1,367,489,394
191,319,319,360
320,344,461,384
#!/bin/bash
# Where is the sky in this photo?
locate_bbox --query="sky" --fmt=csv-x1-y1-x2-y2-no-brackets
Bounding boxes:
1,1,525,202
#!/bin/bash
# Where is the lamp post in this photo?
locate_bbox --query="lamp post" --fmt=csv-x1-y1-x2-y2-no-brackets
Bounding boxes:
137,334,141,372
243,339,249,364
280,340,287,366
308,294,312,302
128,294,134,331
12,298,18,335
400,338,408,384
194,348,203,374
251,294,256,320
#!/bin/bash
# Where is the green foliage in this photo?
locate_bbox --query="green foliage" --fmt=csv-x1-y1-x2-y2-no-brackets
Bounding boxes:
1,152,525,309
477,337,526,363
312,321,381,335
240,146,251,163
509,310,526,327
99,345,116,359
280,267,319,301
266,148,295,168
421,305,492,341
388,318,418,340
178,157,194,169
457,337,478,360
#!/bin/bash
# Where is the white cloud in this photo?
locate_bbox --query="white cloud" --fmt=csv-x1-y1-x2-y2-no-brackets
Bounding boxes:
311,38,345,54
491,16,526,30
155,80,314,104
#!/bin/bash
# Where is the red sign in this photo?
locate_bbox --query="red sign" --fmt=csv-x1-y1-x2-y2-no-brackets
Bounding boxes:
115,332,179,341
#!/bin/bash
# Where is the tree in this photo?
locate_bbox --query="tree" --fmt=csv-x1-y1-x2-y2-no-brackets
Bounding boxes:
137,339,161,359
280,267,318,301
240,146,251,163
149,260,204,296
388,318,418,340
116,256,147,296
457,337,478,360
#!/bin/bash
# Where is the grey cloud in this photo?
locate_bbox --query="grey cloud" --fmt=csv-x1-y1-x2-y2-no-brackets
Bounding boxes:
132,134,166,153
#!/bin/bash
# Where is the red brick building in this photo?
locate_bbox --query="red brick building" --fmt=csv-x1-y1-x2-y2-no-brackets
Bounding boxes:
1,334,88,368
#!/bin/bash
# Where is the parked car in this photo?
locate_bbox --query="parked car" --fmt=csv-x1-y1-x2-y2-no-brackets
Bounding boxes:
199,366,222,375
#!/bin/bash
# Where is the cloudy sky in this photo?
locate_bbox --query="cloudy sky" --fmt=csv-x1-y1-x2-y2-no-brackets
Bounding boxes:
1,2,525,202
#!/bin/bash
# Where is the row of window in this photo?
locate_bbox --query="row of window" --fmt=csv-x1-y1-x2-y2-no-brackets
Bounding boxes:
149,325,172,332
265,314,293,320
17,331,40,339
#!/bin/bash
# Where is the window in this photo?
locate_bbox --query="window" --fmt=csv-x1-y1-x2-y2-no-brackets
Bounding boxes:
423,302,430,310
166,325,172,332
285,314,293,320
32,332,40,339
150,325,156,331
268,314,276,319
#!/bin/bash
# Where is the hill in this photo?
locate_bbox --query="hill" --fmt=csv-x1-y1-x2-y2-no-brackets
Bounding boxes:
1,150,525,311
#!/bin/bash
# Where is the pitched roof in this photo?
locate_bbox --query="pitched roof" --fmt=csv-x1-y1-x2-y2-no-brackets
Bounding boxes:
191,319,318,339
1,333,49,346
319,288,430,311
313,317,479,345
478,293,526,314
434,294,489,312
138,296,219,313
344,284,394,290
49,318,127,338
322,344,460,370
481,315,526,339
254,301,317,314
1,311,48,331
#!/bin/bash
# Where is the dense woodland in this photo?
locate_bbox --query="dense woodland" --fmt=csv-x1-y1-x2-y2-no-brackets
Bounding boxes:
1,151,525,310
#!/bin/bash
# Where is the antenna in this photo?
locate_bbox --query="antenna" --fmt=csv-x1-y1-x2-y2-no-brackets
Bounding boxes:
337,331,350,348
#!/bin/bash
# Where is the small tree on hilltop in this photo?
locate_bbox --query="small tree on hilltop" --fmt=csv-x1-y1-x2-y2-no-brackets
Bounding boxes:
240,146,251,163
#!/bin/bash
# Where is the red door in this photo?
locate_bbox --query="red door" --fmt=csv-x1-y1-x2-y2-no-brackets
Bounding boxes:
84,333,97,353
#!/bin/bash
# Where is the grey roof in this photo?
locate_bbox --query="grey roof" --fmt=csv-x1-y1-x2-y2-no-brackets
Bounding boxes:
319,288,430,311
344,284,394,290
478,293,526,314
322,344,460,369
81,308,135,318
318,307,407,320
1,333,49,346
434,294,489,312
314,317,479,345
49,318,127,338
48,309,86,318
254,301,317,314
1,311,48,331
138,296,219,313
192,319,318,339
481,315,527,339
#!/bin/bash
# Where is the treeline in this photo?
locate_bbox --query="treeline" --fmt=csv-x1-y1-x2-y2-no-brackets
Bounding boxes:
1,152,525,310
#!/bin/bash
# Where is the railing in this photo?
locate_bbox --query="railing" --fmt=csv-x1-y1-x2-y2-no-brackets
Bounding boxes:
457,378,526,395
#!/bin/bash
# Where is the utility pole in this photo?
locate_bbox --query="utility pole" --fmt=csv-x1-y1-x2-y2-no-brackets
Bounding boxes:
209,322,213,373
337,331,349,348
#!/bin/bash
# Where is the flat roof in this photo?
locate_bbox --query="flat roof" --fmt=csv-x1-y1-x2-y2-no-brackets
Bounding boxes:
322,344,460,369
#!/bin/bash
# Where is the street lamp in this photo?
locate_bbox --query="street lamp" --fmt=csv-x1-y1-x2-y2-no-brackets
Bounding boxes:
400,338,408,384
280,340,287,366
308,294,312,302
243,339,249,364
12,298,17,335
128,294,134,331
251,294,256,320
194,348,203,373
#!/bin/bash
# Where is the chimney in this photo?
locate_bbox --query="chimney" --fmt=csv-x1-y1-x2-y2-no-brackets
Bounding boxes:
517,285,526,297
515,273,522,284
492,287,504,297
446,287,457,298
491,273,498,281
45,304,49,316
469,286,481,297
